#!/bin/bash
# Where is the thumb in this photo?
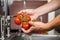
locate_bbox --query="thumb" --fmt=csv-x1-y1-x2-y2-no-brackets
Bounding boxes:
29,21,35,26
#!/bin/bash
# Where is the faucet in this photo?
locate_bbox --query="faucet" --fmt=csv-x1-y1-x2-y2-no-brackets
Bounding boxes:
23,0,27,9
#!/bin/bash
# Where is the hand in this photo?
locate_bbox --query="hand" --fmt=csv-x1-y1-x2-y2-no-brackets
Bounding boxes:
18,9,39,20
22,21,51,34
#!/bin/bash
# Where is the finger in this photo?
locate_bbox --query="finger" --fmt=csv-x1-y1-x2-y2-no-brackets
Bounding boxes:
19,9,34,14
17,11,22,14
29,21,35,26
22,26,35,34
25,9,34,13
30,16,38,21
17,10,26,14
18,9,29,14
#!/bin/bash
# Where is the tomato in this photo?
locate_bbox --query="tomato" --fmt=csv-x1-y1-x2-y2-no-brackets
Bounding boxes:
24,15,31,21
37,32,43,34
17,13,24,18
26,15,31,21
14,17,21,25
17,13,24,21
22,22,31,30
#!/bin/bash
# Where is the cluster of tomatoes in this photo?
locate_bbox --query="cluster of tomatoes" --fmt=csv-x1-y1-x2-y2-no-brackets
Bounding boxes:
14,12,31,30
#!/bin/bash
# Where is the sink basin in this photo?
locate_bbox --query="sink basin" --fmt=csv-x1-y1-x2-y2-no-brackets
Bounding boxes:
4,34,60,40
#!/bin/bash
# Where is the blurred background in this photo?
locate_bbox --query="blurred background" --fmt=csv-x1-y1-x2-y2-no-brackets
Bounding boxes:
0,0,60,40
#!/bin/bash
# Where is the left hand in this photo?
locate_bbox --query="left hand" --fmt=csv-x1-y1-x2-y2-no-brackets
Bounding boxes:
18,9,39,20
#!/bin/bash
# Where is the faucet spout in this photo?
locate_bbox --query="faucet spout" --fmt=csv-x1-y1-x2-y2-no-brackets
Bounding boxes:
23,0,27,9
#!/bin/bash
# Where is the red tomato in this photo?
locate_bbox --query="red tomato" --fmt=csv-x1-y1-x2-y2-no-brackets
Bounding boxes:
37,32,43,34
22,22,31,30
17,13,24,21
14,17,21,25
26,15,31,21
17,13,24,19
24,15,31,21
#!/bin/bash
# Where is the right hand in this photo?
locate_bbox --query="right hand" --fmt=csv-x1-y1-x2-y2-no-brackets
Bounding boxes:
22,21,51,34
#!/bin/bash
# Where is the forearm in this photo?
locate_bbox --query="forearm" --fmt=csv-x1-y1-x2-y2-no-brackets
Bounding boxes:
34,0,60,17
48,15,60,29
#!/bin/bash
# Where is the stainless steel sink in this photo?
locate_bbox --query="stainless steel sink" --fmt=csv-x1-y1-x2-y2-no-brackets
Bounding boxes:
10,34,60,40
31,34,60,40
4,34,60,40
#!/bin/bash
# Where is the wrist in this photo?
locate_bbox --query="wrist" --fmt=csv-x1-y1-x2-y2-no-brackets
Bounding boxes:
47,22,54,30
33,11,40,19
44,23,52,31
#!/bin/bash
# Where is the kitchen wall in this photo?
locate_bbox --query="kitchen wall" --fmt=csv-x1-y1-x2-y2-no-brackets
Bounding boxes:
5,0,47,5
